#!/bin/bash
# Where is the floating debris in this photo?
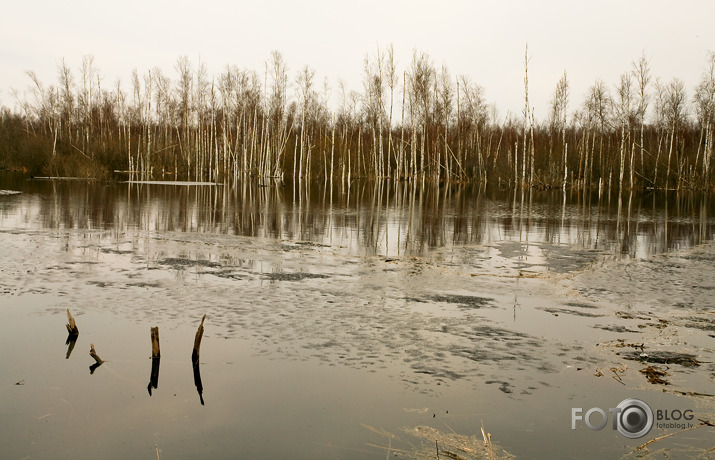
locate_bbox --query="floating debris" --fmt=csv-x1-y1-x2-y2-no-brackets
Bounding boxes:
640,365,670,385
622,351,701,368
601,339,645,350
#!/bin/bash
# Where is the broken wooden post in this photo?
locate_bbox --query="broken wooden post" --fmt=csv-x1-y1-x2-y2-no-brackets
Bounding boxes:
89,343,104,374
151,327,160,358
90,343,103,364
66,308,79,335
148,327,161,396
191,315,206,365
65,309,79,359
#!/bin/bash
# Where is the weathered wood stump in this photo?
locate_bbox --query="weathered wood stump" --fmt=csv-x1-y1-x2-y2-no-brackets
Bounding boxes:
192,315,206,365
192,315,206,405
148,327,161,395
90,343,103,364
66,308,79,335
151,326,160,358
89,343,104,374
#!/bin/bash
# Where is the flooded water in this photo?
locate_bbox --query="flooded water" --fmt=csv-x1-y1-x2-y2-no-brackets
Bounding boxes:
0,172,713,459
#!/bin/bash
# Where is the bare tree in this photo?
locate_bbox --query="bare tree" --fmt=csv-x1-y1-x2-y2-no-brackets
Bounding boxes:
632,52,651,181
664,79,687,189
5,48,715,190
385,44,397,178
693,51,715,184
614,72,633,192
438,65,453,181
586,80,610,189
296,65,315,180
175,56,193,179
459,76,487,181
268,51,290,177
57,59,75,144
550,72,569,188
407,51,435,180
522,44,530,185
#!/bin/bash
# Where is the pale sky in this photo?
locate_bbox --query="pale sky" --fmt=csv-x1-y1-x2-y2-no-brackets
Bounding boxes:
1,0,713,122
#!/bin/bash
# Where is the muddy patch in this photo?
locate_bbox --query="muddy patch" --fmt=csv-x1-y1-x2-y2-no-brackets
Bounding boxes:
211,269,246,280
593,324,643,333
539,306,605,317
87,280,113,288
126,281,162,288
281,241,331,252
678,317,715,334
100,248,134,255
486,380,514,394
423,294,495,309
621,351,702,368
158,257,222,269
262,272,330,281
543,246,600,273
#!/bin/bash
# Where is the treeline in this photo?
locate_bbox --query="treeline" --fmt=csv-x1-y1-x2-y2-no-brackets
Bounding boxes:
1,47,714,190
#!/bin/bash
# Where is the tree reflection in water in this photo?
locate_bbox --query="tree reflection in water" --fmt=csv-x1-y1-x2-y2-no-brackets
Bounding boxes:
2,173,710,259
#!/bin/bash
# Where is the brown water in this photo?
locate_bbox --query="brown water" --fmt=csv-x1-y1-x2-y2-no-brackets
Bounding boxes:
0,172,713,459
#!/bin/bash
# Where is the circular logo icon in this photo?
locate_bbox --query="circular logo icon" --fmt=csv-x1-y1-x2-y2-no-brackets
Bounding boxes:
616,398,654,439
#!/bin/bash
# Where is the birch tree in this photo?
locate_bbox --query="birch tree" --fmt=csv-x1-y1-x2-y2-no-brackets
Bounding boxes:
693,51,715,184
522,45,530,185
175,56,193,179
632,52,651,180
296,65,315,180
550,72,569,188
664,79,687,189
385,44,397,178
614,72,633,192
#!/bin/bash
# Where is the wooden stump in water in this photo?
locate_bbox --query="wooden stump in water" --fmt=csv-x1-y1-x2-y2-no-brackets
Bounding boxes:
192,315,206,365
151,327,160,358
148,327,161,395
90,343,103,364
66,309,79,335
192,315,206,405
89,343,104,374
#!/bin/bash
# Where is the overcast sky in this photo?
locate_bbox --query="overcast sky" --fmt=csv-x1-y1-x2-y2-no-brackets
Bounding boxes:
2,0,713,122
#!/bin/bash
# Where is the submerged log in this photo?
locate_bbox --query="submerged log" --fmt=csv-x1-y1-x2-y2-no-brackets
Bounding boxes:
66,309,79,335
192,315,206,365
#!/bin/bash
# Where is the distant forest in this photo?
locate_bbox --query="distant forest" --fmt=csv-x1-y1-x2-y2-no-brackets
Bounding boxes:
1,47,714,191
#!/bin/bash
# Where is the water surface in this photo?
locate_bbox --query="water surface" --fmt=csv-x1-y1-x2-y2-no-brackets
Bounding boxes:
1,172,713,459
